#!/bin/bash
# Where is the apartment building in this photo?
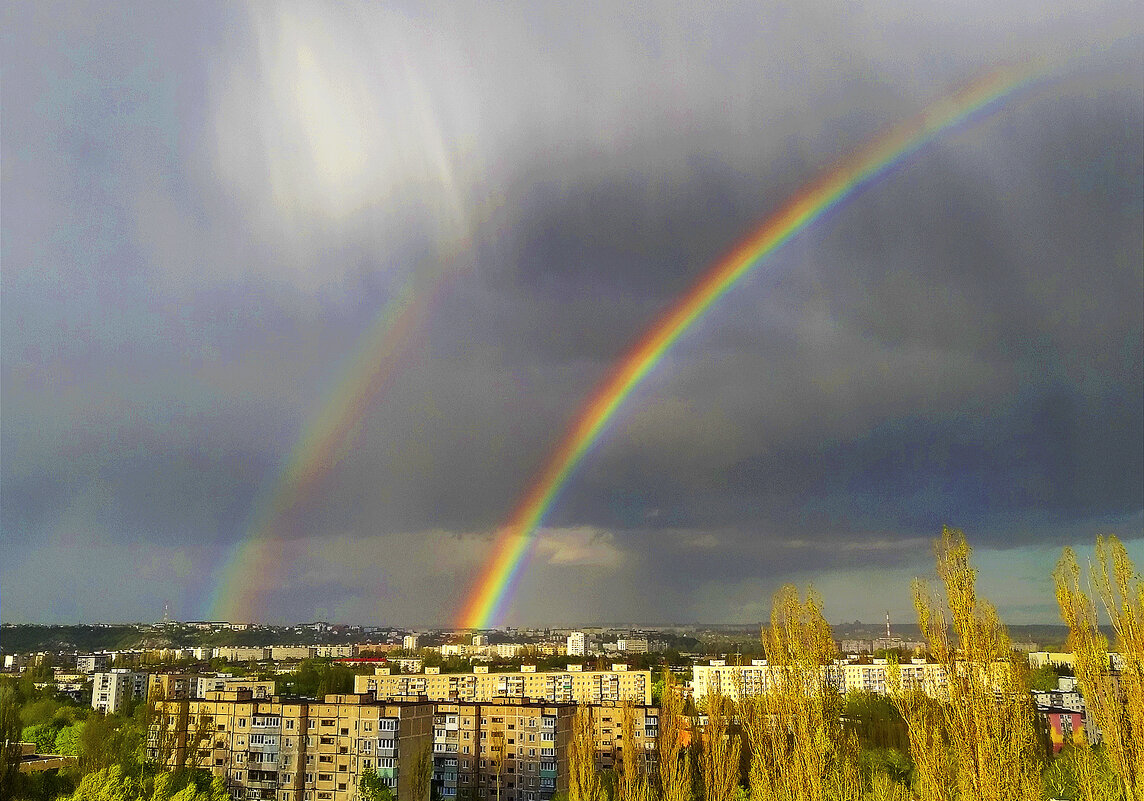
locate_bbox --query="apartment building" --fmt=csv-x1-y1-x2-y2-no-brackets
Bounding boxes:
214,646,270,662
431,698,574,801
691,658,993,704
586,700,659,773
566,633,586,657
77,653,112,673
148,673,277,701
92,669,148,713
150,690,434,801
355,666,652,705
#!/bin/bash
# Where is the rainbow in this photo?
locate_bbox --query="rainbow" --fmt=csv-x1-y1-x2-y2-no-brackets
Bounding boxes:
458,65,1039,629
210,277,444,621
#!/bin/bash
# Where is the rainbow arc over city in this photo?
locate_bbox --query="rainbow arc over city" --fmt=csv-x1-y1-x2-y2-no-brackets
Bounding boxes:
457,65,1039,630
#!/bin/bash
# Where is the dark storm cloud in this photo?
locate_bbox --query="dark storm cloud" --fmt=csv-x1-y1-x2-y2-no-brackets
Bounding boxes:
2,0,1141,623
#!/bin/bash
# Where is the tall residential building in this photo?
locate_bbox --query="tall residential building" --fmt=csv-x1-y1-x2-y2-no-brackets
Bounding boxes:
403,635,421,652
354,667,652,706
431,698,574,801
92,669,148,713
149,690,434,801
566,632,586,657
152,689,659,801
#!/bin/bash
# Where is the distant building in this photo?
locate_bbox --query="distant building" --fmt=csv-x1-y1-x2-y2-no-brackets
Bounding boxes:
690,658,954,703
616,637,648,654
92,669,148,713
472,634,489,647
77,653,111,673
495,643,527,659
270,646,316,661
566,632,586,657
314,644,357,659
1038,705,1088,753
212,646,269,662
403,634,421,652
355,666,652,705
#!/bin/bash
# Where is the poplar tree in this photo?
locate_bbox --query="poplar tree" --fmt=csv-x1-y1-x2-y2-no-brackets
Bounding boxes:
1054,535,1143,800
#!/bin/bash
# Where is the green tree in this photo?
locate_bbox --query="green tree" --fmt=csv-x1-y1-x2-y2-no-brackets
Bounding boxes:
360,765,397,801
1,686,23,801
1028,664,1060,692
22,721,59,752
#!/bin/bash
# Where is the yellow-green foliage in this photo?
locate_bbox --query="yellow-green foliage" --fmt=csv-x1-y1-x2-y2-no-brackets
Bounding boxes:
656,671,693,801
1054,535,1143,800
569,705,606,801
699,691,740,801
902,527,1043,801
619,699,652,801
742,585,845,801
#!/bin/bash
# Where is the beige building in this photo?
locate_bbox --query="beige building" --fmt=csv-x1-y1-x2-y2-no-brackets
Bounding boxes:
151,690,434,801
148,673,276,701
431,698,574,801
214,646,270,662
355,667,652,706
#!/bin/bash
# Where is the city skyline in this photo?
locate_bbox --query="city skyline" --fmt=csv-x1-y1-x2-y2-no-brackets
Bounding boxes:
2,2,1142,627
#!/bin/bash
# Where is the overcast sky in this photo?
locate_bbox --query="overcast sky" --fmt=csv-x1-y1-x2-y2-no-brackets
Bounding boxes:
2,1,1141,627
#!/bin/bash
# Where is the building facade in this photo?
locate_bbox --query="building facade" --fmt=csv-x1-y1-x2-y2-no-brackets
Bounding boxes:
566,633,586,657
431,698,574,801
150,690,434,801
355,667,652,706
92,669,148,713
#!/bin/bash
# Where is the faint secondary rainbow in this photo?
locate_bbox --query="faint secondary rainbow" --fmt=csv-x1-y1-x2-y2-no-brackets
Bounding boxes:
210,277,444,621
459,65,1040,629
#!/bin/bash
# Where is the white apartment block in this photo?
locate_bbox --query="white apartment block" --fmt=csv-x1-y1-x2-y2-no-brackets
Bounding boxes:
690,659,953,704
92,669,148,713
566,632,586,657
403,635,421,652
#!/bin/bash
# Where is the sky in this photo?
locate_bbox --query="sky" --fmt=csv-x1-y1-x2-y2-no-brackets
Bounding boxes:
2,1,1141,628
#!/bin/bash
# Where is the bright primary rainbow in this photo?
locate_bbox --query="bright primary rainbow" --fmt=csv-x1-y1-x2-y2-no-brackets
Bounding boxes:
458,65,1039,629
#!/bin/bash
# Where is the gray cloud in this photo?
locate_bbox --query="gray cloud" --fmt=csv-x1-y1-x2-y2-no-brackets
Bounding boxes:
2,0,1141,624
